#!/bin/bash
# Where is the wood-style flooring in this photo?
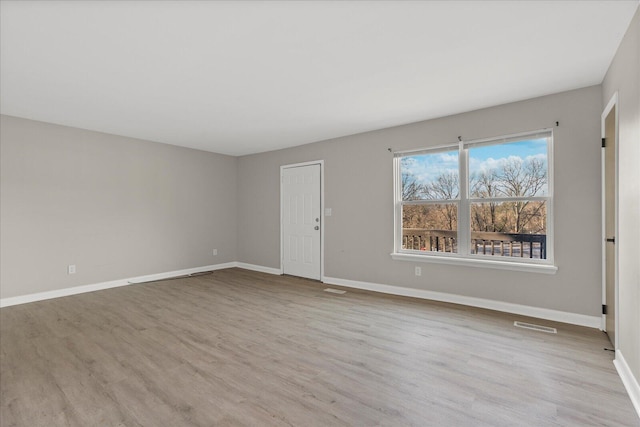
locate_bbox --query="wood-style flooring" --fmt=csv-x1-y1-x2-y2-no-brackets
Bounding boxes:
1,268,638,426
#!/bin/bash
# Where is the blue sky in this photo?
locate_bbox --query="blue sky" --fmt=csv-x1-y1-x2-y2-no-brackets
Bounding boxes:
470,138,547,164
402,138,548,186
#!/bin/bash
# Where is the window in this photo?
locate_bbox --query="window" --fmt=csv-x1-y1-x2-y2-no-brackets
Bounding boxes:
393,130,556,273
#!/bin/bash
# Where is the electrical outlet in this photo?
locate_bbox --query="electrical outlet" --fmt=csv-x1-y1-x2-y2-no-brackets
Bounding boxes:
415,266,421,276
213,249,218,256
68,264,76,275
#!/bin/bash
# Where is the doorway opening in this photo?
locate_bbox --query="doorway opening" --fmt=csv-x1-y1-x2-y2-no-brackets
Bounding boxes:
601,93,618,348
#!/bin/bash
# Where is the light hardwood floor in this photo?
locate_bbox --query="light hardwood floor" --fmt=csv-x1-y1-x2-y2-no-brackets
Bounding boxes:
1,268,638,426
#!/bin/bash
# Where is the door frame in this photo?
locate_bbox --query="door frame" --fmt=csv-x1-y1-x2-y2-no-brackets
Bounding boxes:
601,92,618,347
280,160,325,281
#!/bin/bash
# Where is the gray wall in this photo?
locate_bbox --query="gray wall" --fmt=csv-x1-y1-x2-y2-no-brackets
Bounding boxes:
238,86,603,317
602,8,640,386
0,115,237,299
1,87,607,319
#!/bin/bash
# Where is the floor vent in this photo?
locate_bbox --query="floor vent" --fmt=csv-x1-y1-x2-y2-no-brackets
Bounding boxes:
514,321,557,334
324,288,346,295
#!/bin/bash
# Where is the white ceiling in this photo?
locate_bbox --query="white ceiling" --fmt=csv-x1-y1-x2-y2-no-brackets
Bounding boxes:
1,1,638,156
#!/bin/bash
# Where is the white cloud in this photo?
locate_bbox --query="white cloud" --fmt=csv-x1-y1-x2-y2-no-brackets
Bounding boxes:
403,151,547,188
402,152,459,185
470,154,547,175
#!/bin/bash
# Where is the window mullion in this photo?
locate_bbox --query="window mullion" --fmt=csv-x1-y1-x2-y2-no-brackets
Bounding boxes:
401,199,459,205
458,142,470,255
468,197,551,205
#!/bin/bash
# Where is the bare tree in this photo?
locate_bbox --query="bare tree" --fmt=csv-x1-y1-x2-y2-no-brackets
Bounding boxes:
401,172,426,228
497,157,547,232
424,172,459,230
470,169,502,232
402,172,423,201
424,172,459,199
401,170,460,231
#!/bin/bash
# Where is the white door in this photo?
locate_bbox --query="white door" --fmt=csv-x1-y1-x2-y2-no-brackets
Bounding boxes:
282,163,321,280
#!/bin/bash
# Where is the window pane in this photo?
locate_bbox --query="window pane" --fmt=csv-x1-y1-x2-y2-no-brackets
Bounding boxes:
470,201,547,259
401,150,459,201
469,138,548,198
402,204,458,253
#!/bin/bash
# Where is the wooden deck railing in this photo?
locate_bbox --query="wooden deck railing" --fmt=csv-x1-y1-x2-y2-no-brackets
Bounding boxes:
402,229,546,259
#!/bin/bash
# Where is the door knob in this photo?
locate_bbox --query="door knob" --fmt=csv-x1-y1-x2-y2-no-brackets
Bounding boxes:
314,226,319,230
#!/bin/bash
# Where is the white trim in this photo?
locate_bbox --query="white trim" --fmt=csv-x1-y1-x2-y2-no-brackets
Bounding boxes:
235,262,282,275
603,92,619,128
0,262,237,308
394,141,459,156
459,139,470,255
390,252,558,274
280,160,325,281
614,350,640,418
323,276,598,328
601,92,619,341
462,128,554,148
125,262,236,284
320,162,325,281
546,129,555,266
393,155,402,255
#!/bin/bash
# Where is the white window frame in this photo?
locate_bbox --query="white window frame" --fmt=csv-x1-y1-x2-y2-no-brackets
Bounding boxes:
392,129,557,274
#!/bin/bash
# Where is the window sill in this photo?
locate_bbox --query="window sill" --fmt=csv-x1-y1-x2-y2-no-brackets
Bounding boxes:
390,252,558,274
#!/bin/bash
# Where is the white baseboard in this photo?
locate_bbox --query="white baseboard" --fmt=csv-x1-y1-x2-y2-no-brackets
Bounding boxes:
126,262,236,284
0,262,237,308
322,276,601,329
235,262,282,275
614,350,640,418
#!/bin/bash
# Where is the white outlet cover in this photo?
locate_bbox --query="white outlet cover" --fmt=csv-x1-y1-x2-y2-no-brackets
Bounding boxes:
68,265,76,274
213,249,218,256
325,208,332,216
415,266,421,276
